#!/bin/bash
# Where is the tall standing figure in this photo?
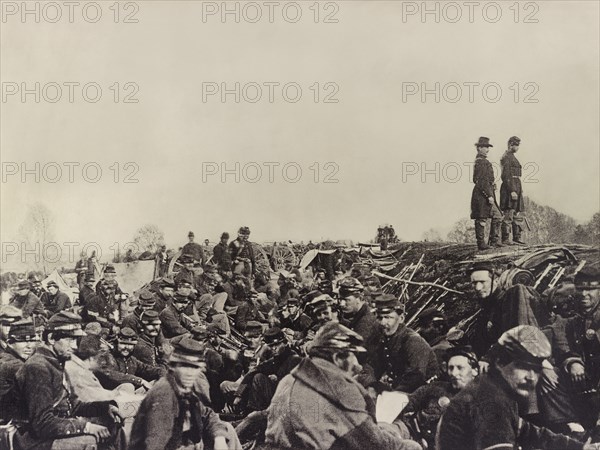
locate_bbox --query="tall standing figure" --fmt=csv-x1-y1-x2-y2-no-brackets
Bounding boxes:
470,137,503,250
500,136,526,245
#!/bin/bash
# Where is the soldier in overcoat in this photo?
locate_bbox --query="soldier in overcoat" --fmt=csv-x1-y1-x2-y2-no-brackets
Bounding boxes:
500,136,526,244
470,136,504,250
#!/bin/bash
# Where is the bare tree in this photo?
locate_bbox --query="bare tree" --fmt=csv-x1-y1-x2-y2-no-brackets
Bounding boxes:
447,218,475,243
133,224,165,255
18,202,56,272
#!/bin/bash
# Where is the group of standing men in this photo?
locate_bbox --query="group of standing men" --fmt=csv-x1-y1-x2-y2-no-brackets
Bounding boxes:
471,135,526,250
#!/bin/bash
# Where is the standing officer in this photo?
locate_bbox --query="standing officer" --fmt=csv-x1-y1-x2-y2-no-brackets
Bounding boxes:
230,227,256,278
182,231,206,267
501,136,526,245
470,136,504,250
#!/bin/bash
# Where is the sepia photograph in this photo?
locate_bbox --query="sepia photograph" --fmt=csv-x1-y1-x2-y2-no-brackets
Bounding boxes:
1,1,599,449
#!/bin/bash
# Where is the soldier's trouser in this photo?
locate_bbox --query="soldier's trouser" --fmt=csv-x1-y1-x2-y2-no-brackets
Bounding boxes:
50,435,98,449
502,209,524,241
247,373,277,413
538,366,586,429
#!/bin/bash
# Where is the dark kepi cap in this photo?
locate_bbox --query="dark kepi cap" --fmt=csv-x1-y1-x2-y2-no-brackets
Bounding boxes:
7,318,38,342
221,232,230,239
159,277,175,288
139,291,156,307
374,294,404,314
263,327,286,345
308,295,333,315
169,335,205,367
337,277,364,297
140,310,161,325
238,226,251,235
245,321,263,336
104,265,116,274
47,311,85,337
508,136,521,145
285,297,300,306
497,325,551,368
418,307,446,325
190,325,211,341
117,327,138,345
468,261,496,275
188,231,195,237
17,280,31,289
574,266,600,290
0,305,23,324
46,280,59,289
475,137,493,147
443,345,478,368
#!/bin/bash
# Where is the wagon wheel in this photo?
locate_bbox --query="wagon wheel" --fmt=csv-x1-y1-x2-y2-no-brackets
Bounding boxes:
167,251,183,277
271,245,298,272
251,243,271,278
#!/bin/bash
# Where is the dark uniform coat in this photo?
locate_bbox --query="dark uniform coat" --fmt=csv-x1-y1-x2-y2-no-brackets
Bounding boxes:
229,239,256,276
182,242,206,266
78,284,96,307
133,332,169,369
470,155,497,219
437,370,585,450
213,242,232,272
159,302,196,338
40,291,72,316
9,292,45,318
340,303,382,354
366,323,438,393
500,151,525,212
0,348,26,422
95,351,165,390
14,346,119,450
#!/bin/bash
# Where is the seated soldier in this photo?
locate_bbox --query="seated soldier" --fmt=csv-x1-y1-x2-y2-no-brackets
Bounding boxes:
365,295,438,395
132,310,170,369
40,280,72,316
151,277,175,313
235,290,267,332
264,322,421,450
397,346,479,449
233,327,302,415
121,291,157,333
0,305,23,355
0,319,39,423
129,336,239,450
9,280,45,318
78,273,97,308
95,327,165,391
159,281,199,338
14,311,125,449
279,297,312,340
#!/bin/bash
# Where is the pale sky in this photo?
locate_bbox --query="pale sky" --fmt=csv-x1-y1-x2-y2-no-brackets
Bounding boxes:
1,1,599,263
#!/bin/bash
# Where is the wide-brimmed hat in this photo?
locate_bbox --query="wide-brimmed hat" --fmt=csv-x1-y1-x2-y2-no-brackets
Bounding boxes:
475,137,493,148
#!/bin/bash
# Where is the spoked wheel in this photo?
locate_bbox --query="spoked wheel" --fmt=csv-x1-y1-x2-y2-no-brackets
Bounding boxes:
251,243,271,278
271,245,298,271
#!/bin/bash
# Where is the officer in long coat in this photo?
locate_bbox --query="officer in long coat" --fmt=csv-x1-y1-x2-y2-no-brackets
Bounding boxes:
500,136,526,245
470,136,504,250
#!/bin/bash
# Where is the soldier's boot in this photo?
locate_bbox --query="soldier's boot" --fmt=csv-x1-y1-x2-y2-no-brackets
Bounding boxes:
475,221,489,250
501,222,515,245
489,220,504,248
513,223,526,245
